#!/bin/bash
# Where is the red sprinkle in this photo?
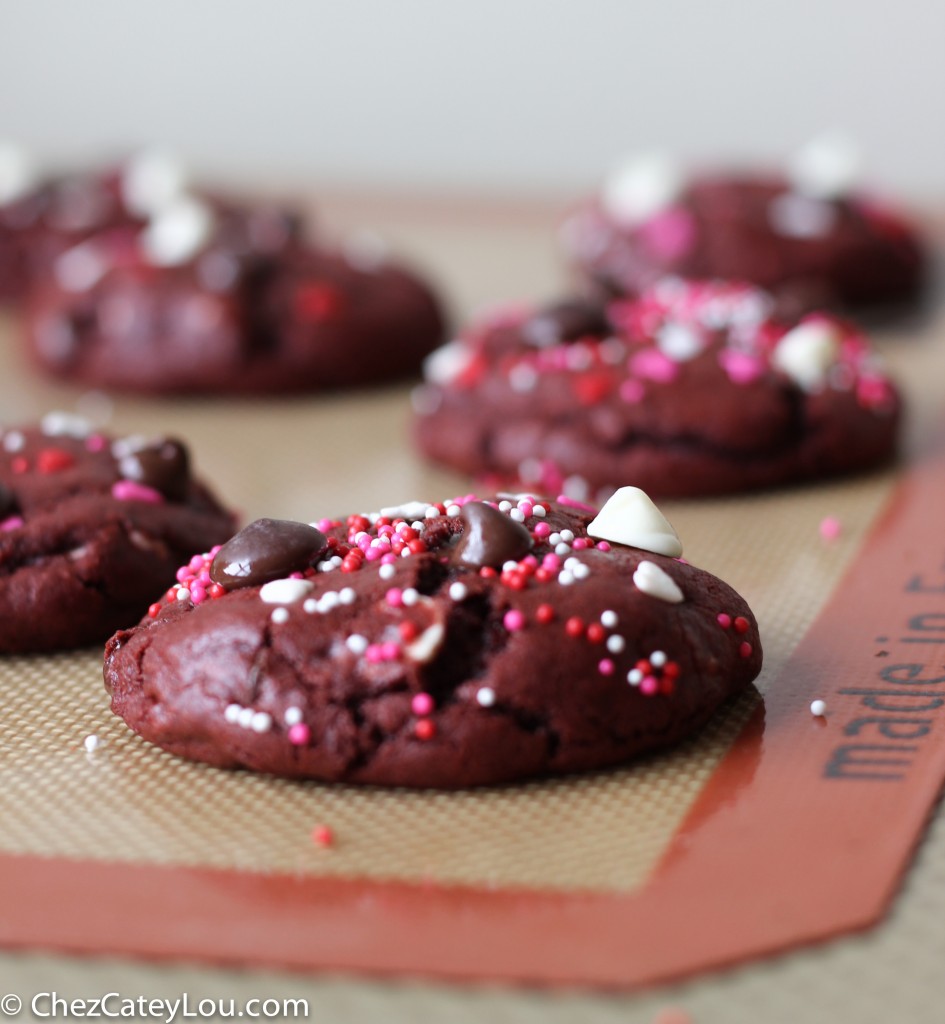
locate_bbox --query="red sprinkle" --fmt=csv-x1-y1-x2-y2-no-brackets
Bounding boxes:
535,603,555,625
311,824,334,848
414,719,436,741
147,603,162,618
565,616,585,638
399,621,419,642
36,448,76,473
208,583,226,599
734,616,750,634
739,641,753,658
586,623,606,644
295,282,345,321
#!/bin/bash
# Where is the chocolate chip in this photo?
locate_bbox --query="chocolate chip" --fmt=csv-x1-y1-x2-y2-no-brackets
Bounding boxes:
210,518,327,590
452,502,533,569
522,299,610,348
118,439,190,501
0,482,16,519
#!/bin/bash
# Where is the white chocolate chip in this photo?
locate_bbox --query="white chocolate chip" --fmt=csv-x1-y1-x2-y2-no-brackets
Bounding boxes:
632,560,684,603
0,141,37,206
259,578,314,605
405,622,445,664
601,151,684,226
587,487,683,557
422,339,475,385
121,148,189,216
379,501,430,521
788,133,861,201
140,196,215,266
772,320,842,391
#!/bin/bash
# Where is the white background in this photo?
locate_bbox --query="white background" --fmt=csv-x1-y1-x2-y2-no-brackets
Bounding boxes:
0,0,942,199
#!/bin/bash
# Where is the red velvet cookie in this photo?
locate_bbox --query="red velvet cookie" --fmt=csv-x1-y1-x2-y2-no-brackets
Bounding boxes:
413,280,901,500
0,414,236,652
104,490,762,788
563,140,926,314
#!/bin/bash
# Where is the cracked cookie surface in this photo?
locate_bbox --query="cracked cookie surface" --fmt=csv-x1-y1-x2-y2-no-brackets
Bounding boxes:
104,491,762,788
0,415,236,652
413,280,901,500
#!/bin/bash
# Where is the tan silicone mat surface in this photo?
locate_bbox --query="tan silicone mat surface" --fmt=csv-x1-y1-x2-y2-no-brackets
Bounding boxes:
1,196,944,1020
0,469,893,892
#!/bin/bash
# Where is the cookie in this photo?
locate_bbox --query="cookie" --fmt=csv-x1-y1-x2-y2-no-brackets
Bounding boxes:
104,489,762,788
563,139,925,314
0,414,236,653
413,279,901,500
4,148,445,392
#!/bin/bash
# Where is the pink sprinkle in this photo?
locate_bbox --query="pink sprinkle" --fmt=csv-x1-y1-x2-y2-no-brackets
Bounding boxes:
411,692,434,716
820,516,842,541
176,566,193,583
541,553,561,571
503,609,526,631
717,613,732,629
533,521,551,539
364,547,383,562
288,722,311,745
365,644,384,663
596,541,611,552
381,553,397,565
385,587,404,608
189,554,205,571
619,378,645,403
111,480,164,504
718,349,765,385
630,348,679,383
571,537,591,550
640,676,659,696
556,494,598,513
739,641,753,658
638,207,697,261
0,515,23,532
857,374,894,410
190,585,207,604
317,518,334,532
598,658,615,675
380,641,400,660
85,434,107,452
209,545,222,556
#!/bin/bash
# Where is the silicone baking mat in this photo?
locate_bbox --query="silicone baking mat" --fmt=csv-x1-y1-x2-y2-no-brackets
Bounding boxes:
0,199,943,992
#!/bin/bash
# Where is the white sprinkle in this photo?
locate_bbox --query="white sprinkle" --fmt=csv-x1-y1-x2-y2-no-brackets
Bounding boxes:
270,607,290,624
560,530,575,544
318,561,336,573
259,577,314,605
811,699,828,717
558,570,575,586
346,634,368,655
632,560,684,604
555,542,572,557
532,505,546,518
339,587,356,605
627,669,643,686
83,734,101,753
650,650,667,667
509,364,538,392
502,560,519,572
303,598,318,614
237,707,255,728
140,195,216,266
601,610,618,628
224,704,241,724
499,501,513,512
572,563,590,580
41,411,92,438
121,148,189,216
250,711,272,734
318,592,340,613
424,507,440,519
176,588,191,602
379,564,396,580
55,242,107,292
449,582,468,601
476,687,496,707
607,635,626,654
411,521,424,531
422,339,475,385
284,706,303,726
509,508,526,523
446,504,462,517
402,588,419,607
2,430,25,453
549,533,561,545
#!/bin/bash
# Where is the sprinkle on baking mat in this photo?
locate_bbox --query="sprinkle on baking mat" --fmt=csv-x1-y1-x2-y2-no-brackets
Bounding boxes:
811,699,828,717
820,515,842,541
311,824,334,848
